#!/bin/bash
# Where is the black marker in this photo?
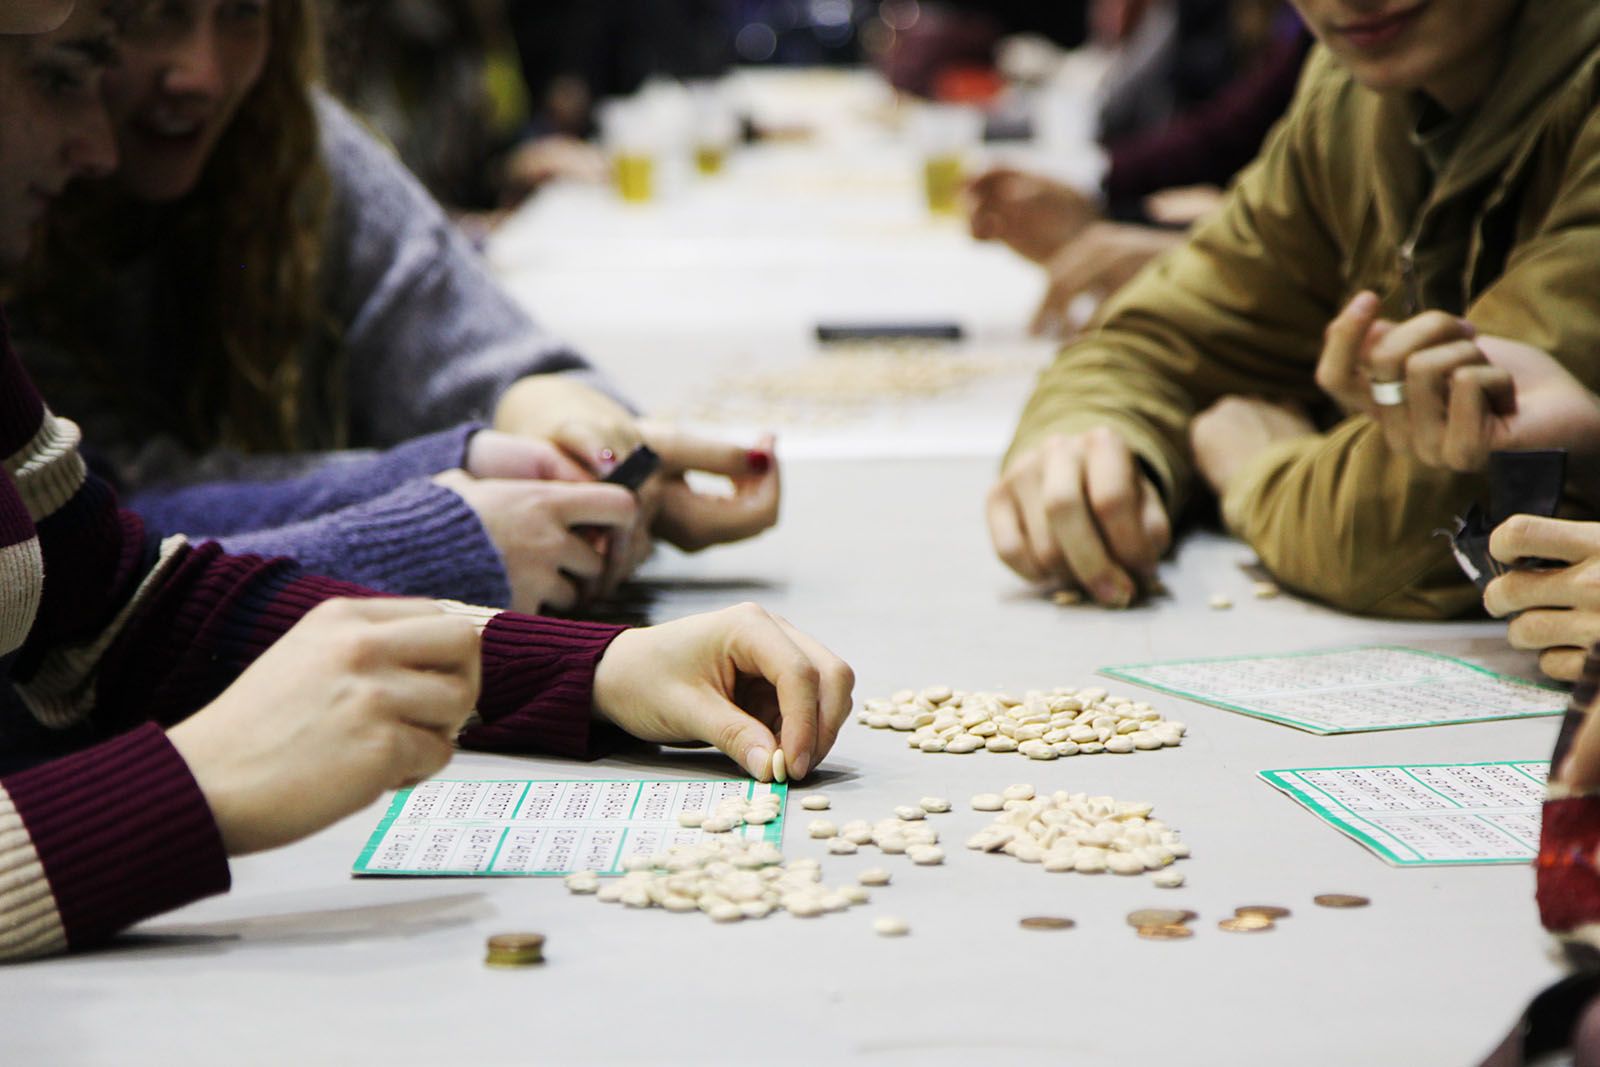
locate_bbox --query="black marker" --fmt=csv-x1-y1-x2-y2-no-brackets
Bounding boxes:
815,322,964,343
602,444,661,492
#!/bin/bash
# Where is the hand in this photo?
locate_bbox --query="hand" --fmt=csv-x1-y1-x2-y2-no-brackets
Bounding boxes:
1314,293,1480,440
966,167,1099,265
1484,516,1600,683
1030,222,1184,336
986,427,1172,607
493,375,644,475
645,425,780,553
1142,184,1224,227
167,599,479,855
1190,395,1317,497
464,430,593,482
593,603,855,782
500,134,609,204
433,469,637,613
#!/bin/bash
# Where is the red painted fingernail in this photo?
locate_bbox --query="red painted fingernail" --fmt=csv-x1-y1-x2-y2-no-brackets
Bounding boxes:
745,449,771,474
599,448,617,463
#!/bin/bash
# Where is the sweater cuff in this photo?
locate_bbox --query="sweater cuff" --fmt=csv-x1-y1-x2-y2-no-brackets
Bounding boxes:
379,422,483,477
464,613,628,759
3,723,230,953
219,480,513,609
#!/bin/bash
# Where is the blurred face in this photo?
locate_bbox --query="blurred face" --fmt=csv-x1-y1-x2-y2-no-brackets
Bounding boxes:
101,0,269,202
1290,0,1522,112
0,3,120,266
0,1,75,34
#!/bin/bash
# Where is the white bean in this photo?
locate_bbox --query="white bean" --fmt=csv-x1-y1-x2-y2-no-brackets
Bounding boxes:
874,916,910,937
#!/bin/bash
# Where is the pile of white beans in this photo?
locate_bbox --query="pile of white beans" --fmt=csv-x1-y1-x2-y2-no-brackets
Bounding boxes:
859,685,1186,759
801,794,950,865
967,784,1190,886
674,790,781,833
564,836,873,922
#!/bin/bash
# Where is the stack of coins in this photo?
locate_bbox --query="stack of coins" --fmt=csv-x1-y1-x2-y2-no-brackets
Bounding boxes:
1313,893,1370,909
1218,904,1290,934
1018,916,1076,931
484,933,546,967
1127,908,1197,940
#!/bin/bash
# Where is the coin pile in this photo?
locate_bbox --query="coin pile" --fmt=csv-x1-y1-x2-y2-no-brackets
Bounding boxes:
484,932,546,967
567,836,873,923
1127,908,1197,941
1218,904,1290,933
859,685,1185,759
965,785,1191,883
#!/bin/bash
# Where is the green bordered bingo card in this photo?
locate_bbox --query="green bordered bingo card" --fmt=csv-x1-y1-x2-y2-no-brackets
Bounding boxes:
1100,645,1565,734
353,779,787,877
1260,761,1549,866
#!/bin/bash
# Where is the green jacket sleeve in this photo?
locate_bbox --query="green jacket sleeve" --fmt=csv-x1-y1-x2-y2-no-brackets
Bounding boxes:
1223,96,1600,619
1008,51,1350,508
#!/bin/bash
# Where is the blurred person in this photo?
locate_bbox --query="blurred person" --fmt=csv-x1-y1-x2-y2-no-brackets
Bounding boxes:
0,0,853,964
12,0,778,619
968,1,1310,332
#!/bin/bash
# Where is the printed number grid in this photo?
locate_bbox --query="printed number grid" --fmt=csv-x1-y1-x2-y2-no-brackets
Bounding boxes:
1103,646,1564,734
1260,762,1550,866
354,779,784,877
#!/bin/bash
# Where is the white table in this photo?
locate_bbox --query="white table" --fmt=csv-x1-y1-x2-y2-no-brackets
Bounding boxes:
3,71,1567,1066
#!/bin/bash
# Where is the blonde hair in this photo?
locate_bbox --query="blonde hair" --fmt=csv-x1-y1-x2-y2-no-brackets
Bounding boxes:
23,0,335,453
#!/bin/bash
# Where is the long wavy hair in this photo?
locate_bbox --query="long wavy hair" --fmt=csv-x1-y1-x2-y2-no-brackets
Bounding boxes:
21,0,334,453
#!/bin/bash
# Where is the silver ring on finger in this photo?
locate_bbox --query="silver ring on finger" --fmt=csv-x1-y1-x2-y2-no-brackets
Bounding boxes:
1369,379,1406,407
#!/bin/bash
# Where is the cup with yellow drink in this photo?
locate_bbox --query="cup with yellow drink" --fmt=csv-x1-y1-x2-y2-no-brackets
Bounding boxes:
600,101,658,204
911,104,983,217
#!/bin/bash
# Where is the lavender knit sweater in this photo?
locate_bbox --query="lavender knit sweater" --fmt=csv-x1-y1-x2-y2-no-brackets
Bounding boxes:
15,94,627,607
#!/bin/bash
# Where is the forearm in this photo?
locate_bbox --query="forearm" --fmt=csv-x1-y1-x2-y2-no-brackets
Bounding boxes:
129,425,479,534
0,724,229,962
210,480,513,609
1220,417,1486,619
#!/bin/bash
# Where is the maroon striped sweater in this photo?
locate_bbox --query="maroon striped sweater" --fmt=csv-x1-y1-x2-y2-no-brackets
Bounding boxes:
0,313,624,960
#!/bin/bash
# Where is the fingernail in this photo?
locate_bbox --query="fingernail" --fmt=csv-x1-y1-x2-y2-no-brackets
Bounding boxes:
595,449,618,476
745,449,771,474
745,747,771,781
1096,579,1132,609
1459,318,1477,338
790,750,811,780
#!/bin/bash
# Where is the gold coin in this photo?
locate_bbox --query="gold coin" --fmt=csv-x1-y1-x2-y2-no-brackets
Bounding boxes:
1136,923,1194,941
1126,908,1192,928
1019,916,1076,930
1218,915,1275,933
485,932,546,967
1235,905,1291,920
1313,894,1371,909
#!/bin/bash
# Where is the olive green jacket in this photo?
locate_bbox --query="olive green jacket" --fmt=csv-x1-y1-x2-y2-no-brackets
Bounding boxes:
1008,0,1600,618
